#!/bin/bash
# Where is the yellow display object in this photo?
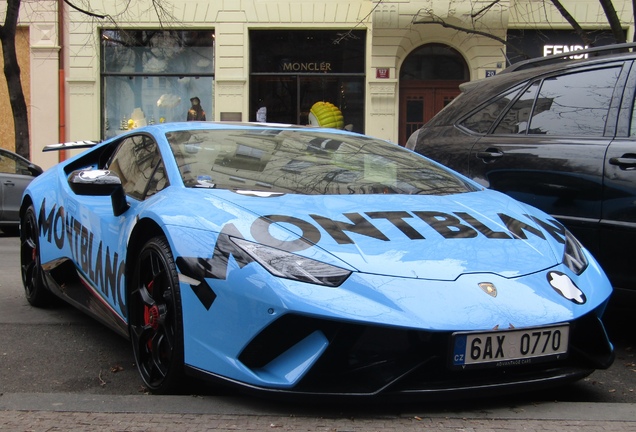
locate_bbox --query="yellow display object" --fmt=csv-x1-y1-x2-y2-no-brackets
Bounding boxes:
308,101,344,129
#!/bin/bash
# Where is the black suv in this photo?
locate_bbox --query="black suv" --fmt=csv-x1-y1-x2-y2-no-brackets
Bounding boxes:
410,43,636,291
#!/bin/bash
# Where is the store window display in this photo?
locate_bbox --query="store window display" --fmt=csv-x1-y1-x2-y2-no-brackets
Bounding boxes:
249,30,365,133
187,97,206,121
101,30,214,139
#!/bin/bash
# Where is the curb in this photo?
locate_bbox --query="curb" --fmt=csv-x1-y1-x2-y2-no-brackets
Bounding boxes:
1,393,636,422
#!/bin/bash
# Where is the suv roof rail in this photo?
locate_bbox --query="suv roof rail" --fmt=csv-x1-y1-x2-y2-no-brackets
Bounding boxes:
500,41,636,74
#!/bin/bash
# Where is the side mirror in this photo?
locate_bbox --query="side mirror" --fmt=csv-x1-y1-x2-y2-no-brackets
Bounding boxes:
28,163,44,177
68,169,130,216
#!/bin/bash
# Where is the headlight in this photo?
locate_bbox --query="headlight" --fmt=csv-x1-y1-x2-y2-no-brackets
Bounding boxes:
563,230,588,275
231,237,351,287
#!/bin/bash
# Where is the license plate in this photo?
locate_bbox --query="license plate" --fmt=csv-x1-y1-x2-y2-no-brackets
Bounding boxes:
451,324,569,368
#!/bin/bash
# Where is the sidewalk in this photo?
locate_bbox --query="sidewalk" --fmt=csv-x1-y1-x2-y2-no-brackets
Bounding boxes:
1,393,635,431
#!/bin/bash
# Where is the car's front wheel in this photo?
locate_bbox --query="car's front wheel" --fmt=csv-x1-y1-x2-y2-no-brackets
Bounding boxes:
20,205,54,307
129,236,184,394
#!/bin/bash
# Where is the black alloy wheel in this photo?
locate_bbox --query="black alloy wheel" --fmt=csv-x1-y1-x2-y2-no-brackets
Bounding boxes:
20,205,54,307
129,236,184,393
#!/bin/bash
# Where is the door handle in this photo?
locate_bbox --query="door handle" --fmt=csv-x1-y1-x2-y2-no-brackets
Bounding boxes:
3,180,15,187
476,149,504,160
609,155,636,169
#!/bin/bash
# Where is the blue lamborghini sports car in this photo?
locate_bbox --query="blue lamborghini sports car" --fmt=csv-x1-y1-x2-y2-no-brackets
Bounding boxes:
20,122,614,398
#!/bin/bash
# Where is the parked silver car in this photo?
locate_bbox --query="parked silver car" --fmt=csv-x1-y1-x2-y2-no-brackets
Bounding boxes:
0,148,42,235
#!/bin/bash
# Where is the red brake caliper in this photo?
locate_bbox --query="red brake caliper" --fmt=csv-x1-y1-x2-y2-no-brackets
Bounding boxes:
143,280,159,350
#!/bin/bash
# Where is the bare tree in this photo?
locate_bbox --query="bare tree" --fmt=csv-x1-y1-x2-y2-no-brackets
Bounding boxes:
0,0,29,158
0,0,176,159
413,0,632,61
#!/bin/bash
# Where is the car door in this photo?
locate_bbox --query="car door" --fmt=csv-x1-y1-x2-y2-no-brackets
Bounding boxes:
467,65,627,258
601,61,636,289
0,149,37,223
63,133,169,321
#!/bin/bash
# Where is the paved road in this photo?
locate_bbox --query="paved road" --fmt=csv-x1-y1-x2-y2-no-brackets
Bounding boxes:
1,395,636,431
1,230,636,430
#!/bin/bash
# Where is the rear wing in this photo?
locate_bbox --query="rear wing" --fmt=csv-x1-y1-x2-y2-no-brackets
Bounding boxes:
43,140,99,152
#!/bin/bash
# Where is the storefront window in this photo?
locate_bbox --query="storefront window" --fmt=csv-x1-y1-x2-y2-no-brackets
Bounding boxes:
249,30,365,133
101,30,214,139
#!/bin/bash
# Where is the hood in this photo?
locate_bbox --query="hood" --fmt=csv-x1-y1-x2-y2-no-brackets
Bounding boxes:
171,189,566,281
162,189,564,281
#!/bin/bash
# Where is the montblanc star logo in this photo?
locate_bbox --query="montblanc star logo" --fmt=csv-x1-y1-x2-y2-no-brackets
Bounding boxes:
547,271,586,304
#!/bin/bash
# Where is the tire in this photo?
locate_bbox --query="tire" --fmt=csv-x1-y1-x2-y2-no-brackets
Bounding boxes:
20,205,55,307
129,236,184,394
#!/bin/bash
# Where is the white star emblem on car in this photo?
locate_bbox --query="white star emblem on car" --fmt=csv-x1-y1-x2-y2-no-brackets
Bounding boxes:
548,271,586,304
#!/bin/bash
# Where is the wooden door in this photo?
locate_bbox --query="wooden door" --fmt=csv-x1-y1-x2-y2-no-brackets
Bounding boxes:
399,81,462,146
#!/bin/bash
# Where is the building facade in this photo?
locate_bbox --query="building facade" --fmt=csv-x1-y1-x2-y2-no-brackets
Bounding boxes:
9,0,636,169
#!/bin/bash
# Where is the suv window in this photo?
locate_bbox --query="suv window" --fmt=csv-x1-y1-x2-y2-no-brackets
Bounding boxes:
460,84,524,134
492,67,621,137
462,67,621,137
494,83,539,134
527,67,620,136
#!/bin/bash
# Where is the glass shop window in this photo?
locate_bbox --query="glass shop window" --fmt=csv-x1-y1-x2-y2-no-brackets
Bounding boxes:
101,30,215,139
249,30,366,133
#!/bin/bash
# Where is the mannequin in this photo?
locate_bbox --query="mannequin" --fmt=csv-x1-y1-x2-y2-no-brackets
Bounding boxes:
187,97,206,121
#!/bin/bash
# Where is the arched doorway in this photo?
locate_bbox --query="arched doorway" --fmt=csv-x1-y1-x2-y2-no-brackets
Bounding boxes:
398,44,469,145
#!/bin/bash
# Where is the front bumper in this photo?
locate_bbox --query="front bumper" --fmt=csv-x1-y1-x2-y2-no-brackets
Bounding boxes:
187,309,613,400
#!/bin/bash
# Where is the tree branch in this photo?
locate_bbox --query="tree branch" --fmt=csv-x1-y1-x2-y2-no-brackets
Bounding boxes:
471,0,502,20
548,0,592,46
412,14,529,60
63,0,106,19
333,0,383,44
598,0,627,43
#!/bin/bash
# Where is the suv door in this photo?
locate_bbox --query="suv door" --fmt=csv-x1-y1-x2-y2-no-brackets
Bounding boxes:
467,65,627,259
602,62,636,289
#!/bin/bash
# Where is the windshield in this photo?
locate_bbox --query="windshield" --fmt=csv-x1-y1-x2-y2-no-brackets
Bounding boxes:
166,128,477,195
